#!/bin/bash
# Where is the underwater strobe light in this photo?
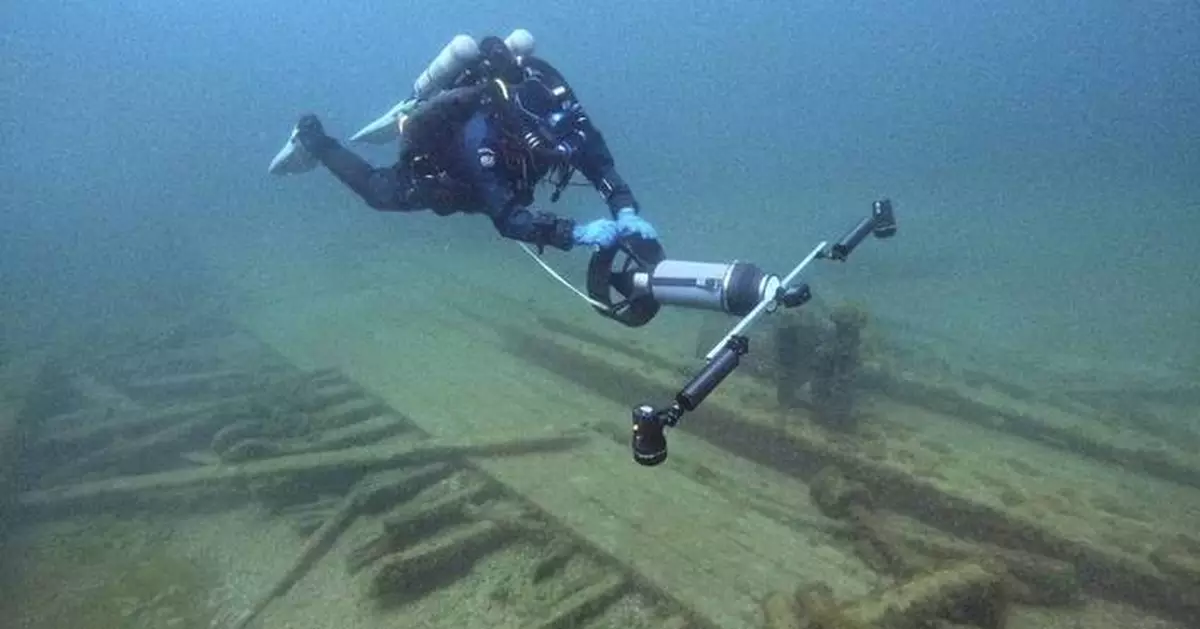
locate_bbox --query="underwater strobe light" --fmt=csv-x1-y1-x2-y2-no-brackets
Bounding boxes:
585,199,898,466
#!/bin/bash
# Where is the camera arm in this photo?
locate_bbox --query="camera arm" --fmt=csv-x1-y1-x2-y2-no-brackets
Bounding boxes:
628,199,897,466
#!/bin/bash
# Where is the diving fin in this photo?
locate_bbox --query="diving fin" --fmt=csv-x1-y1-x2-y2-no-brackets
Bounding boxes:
267,125,318,175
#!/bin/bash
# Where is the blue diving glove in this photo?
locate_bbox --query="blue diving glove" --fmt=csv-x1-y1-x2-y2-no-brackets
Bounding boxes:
572,218,620,249
615,207,658,241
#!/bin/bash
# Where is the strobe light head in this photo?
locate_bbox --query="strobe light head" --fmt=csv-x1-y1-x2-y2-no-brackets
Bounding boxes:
828,198,899,261
631,404,668,466
872,199,897,239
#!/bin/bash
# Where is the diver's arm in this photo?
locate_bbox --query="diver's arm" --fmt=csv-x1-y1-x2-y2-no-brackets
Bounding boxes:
490,207,577,251
567,117,658,245
476,166,577,251
571,122,640,217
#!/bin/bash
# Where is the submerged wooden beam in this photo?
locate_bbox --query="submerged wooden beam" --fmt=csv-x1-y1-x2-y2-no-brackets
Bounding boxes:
496,318,1200,625
346,470,484,574
16,432,587,514
228,463,451,629
230,300,1194,628
808,466,1081,608
370,519,511,603
765,562,1007,629
830,561,1007,629
860,365,1200,491
35,396,248,456
39,412,228,486
531,573,628,629
122,368,268,398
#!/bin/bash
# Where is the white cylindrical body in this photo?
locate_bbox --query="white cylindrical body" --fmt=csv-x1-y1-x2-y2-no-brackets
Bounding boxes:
504,28,535,58
635,260,778,316
644,261,736,312
412,34,480,100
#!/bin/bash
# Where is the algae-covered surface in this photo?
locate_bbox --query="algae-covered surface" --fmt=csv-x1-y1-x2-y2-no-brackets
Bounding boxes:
225,283,1192,626
858,398,1200,564
1,515,219,629
4,236,1196,629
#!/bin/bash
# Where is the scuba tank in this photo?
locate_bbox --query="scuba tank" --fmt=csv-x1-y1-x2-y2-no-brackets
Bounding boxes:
412,34,480,101
350,29,536,145
505,28,535,60
267,29,536,175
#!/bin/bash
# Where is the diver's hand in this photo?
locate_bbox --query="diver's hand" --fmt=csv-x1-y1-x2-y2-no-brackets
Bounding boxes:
572,218,620,249
294,114,333,155
615,207,658,241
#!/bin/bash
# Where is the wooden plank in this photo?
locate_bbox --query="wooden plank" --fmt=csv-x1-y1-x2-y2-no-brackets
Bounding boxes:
236,298,884,629
16,432,585,511
513,313,1200,623
38,413,222,486
123,368,263,397
861,365,1200,490
196,205,1200,627
229,464,451,629
531,573,628,629
36,396,253,452
250,281,1200,623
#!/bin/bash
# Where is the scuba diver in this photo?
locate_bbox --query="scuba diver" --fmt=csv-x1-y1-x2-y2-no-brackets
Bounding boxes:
276,30,658,254
268,30,900,468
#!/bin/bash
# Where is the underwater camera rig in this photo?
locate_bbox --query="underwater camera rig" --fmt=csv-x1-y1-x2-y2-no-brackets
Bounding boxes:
585,199,898,466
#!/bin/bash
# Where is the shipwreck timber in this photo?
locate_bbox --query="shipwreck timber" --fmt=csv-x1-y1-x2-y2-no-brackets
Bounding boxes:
5,279,1199,629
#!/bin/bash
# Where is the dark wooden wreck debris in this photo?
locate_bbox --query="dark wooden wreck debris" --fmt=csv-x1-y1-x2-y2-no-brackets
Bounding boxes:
765,560,1008,629
230,463,457,629
17,432,587,515
510,306,1199,627
6,310,1200,629
808,467,1081,608
10,324,706,629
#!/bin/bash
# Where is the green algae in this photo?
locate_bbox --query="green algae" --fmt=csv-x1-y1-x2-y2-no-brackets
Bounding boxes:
2,517,219,629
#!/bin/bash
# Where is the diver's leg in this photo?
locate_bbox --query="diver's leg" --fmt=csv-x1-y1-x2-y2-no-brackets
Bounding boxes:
316,142,410,211
295,115,414,212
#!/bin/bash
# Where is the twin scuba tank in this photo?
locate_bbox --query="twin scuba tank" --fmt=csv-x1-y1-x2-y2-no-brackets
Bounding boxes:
350,29,537,145
268,29,536,175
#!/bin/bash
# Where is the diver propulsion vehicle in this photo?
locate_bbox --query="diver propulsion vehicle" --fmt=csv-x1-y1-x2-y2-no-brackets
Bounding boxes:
585,200,898,466
267,29,537,175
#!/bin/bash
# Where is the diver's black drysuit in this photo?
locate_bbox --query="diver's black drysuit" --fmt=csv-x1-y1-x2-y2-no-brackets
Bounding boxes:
294,40,639,252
